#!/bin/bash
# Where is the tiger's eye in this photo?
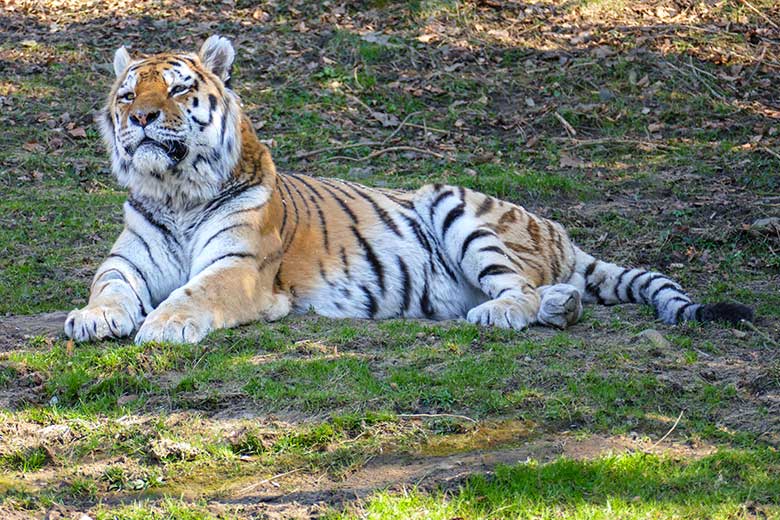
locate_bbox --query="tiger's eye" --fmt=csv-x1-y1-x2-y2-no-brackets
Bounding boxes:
170,85,190,97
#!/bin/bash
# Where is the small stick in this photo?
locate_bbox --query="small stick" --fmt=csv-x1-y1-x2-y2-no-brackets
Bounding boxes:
761,146,780,161
406,122,450,134
554,111,577,137
325,145,446,163
744,45,767,84
237,467,304,495
397,413,478,424
551,137,674,151
741,319,779,348
383,111,422,145
741,0,779,29
295,141,381,160
345,92,373,113
649,410,683,451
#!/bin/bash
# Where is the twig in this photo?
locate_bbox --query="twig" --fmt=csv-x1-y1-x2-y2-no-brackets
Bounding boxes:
397,413,478,424
325,146,446,163
515,22,544,37
237,467,304,495
554,111,577,137
352,66,363,90
295,141,381,160
649,410,683,451
345,92,373,113
741,0,779,29
551,137,674,151
744,44,768,84
761,146,780,161
741,319,779,348
665,59,726,100
382,111,422,145
406,122,450,134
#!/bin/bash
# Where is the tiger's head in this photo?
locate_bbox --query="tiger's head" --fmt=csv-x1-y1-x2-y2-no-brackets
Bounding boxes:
100,36,242,207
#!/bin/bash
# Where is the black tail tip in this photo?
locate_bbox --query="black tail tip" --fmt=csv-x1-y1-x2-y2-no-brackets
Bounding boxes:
699,302,754,326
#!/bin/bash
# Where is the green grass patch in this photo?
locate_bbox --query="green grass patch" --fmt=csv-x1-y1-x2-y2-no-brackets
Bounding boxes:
329,449,780,519
1,447,50,473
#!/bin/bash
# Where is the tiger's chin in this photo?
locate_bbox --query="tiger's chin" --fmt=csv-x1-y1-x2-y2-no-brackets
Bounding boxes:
122,147,226,210
131,140,188,175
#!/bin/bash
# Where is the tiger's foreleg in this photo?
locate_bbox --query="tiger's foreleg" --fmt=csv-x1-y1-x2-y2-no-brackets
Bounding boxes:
65,221,184,342
134,229,289,345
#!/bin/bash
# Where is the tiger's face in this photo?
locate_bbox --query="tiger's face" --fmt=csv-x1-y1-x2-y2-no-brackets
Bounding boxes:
100,36,241,207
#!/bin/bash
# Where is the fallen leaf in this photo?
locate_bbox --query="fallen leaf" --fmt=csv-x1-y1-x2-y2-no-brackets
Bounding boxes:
593,46,616,59
371,111,400,127
252,9,270,21
525,135,540,148
417,33,438,43
68,126,87,138
361,32,391,46
23,141,41,152
559,152,585,168
66,339,74,356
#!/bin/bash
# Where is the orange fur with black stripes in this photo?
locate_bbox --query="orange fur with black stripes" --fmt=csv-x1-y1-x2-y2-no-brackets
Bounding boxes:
65,36,753,344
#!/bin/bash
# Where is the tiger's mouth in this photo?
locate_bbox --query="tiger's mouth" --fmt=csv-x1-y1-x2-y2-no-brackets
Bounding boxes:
136,137,188,164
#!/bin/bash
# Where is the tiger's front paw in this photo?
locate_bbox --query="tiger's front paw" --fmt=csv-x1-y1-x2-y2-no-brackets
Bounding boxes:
134,305,212,345
466,298,533,330
65,303,137,342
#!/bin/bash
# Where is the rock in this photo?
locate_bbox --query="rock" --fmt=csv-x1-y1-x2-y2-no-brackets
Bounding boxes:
636,329,671,350
117,394,138,406
150,438,199,462
38,424,72,443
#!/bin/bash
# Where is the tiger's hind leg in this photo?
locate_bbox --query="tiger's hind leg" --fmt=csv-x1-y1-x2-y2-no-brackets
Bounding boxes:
413,184,542,330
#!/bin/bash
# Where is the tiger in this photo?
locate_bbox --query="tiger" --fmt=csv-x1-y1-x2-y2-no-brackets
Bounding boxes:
64,35,754,344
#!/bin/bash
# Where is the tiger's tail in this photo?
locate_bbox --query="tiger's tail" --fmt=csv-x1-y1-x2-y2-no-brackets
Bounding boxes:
568,247,753,325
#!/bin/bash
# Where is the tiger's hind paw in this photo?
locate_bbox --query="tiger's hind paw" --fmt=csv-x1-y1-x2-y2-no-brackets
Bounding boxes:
536,284,582,329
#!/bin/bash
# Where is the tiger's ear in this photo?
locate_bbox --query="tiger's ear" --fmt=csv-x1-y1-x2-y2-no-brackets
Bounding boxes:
199,35,235,84
113,46,131,77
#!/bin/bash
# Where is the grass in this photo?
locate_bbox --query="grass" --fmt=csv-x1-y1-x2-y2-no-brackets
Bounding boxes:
1,0,779,517
0,447,50,473
328,449,780,519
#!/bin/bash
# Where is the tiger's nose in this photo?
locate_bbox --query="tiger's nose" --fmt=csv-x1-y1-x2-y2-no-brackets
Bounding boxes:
129,110,160,128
